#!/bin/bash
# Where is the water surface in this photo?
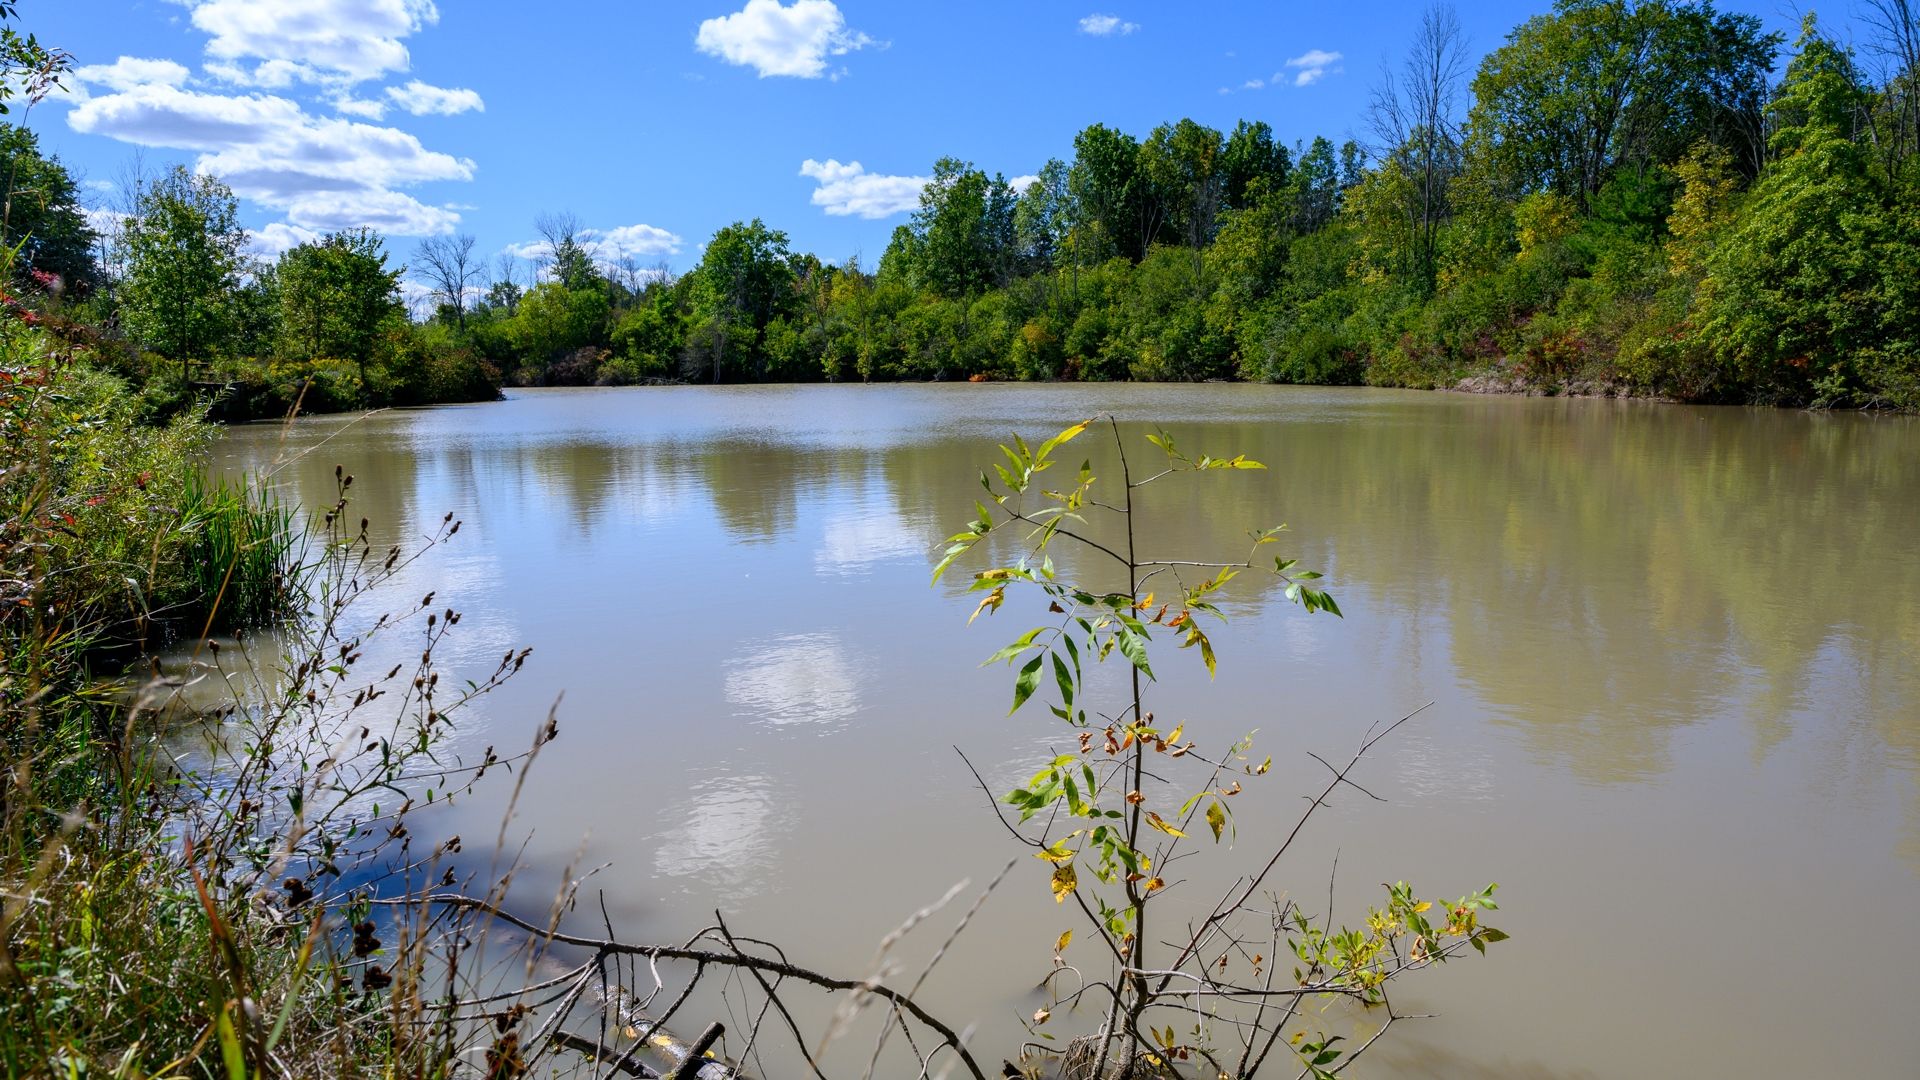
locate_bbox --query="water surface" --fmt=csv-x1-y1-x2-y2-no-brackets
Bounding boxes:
215,385,1920,1077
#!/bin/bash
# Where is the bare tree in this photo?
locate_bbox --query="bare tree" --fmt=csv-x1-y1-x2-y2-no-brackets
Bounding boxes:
1368,2,1468,292
490,251,524,314
533,210,581,252
412,233,481,328
1863,0,1920,182
613,253,646,299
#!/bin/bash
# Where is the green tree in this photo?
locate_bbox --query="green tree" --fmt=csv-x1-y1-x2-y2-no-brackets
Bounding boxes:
1069,124,1144,262
122,166,244,381
908,158,1017,298
1695,23,1916,403
276,229,403,392
1140,118,1226,250
1464,0,1778,207
0,123,96,292
687,219,796,381
1219,119,1290,211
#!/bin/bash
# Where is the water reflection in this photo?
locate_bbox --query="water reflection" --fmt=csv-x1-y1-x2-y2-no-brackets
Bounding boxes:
814,474,929,578
651,771,784,898
723,634,861,729
208,385,1920,1078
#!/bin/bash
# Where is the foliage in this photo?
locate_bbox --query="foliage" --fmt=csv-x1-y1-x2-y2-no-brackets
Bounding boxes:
121,167,245,380
940,419,1503,1076
0,122,94,293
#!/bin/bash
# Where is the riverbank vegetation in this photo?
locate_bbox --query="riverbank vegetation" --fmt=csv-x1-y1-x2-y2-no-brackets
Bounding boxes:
426,2,1917,411
6,2,1916,414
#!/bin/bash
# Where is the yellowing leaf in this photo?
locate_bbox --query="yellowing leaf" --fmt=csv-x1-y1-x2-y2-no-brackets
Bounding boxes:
1167,724,1183,745
1034,842,1076,866
1143,877,1165,893
968,586,1005,625
1205,800,1226,842
1055,930,1072,954
1033,1007,1052,1025
1146,812,1186,838
1050,863,1077,903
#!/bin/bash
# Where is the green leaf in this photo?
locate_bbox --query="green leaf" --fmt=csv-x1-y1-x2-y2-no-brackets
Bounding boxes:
216,1002,247,1080
982,627,1046,666
1115,627,1154,679
1051,651,1074,707
1011,653,1044,714
1036,420,1089,461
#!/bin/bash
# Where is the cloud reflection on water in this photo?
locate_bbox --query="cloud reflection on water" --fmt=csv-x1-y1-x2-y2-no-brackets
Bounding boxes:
723,634,861,729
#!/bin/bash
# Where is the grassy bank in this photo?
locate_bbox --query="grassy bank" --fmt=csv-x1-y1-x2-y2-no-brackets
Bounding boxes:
0,326,540,1077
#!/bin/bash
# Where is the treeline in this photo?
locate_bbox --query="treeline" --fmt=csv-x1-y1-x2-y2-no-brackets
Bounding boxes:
2,136,499,419
10,0,1920,412
433,1,1916,409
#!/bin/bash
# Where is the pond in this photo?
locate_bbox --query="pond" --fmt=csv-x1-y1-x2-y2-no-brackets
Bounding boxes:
214,384,1920,1078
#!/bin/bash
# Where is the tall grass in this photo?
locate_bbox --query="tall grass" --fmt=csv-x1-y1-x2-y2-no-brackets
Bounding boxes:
176,471,305,636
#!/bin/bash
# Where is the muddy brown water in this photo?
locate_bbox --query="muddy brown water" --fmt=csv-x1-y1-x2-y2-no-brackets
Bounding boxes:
212,384,1920,1078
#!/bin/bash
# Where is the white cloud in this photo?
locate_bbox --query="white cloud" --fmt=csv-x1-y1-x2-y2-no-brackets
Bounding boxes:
203,58,311,89
798,158,925,219
246,221,319,258
1078,13,1138,36
695,0,876,79
1283,49,1344,87
385,79,482,116
281,189,460,235
185,0,439,85
592,224,683,260
332,94,388,120
83,206,130,238
73,56,192,94
1007,174,1040,193
67,81,474,237
506,224,685,269
1242,78,1265,90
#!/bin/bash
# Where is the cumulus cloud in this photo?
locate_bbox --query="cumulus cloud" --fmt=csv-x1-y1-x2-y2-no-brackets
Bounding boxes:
246,221,319,258
332,95,388,120
1282,49,1344,87
54,1,482,248
385,79,482,116
1007,174,1040,193
506,224,685,268
67,78,474,237
185,0,440,85
1078,14,1138,36
798,159,925,219
73,56,192,94
695,0,876,79
83,206,131,239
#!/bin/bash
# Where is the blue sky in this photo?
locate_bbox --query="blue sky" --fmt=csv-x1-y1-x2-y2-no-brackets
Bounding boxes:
24,0,1837,295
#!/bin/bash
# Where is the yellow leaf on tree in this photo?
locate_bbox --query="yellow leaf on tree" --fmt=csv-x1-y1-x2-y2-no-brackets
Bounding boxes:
1055,930,1072,954
1034,842,1075,865
1205,800,1226,842
1146,812,1186,838
1050,863,1077,903
1143,877,1166,893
